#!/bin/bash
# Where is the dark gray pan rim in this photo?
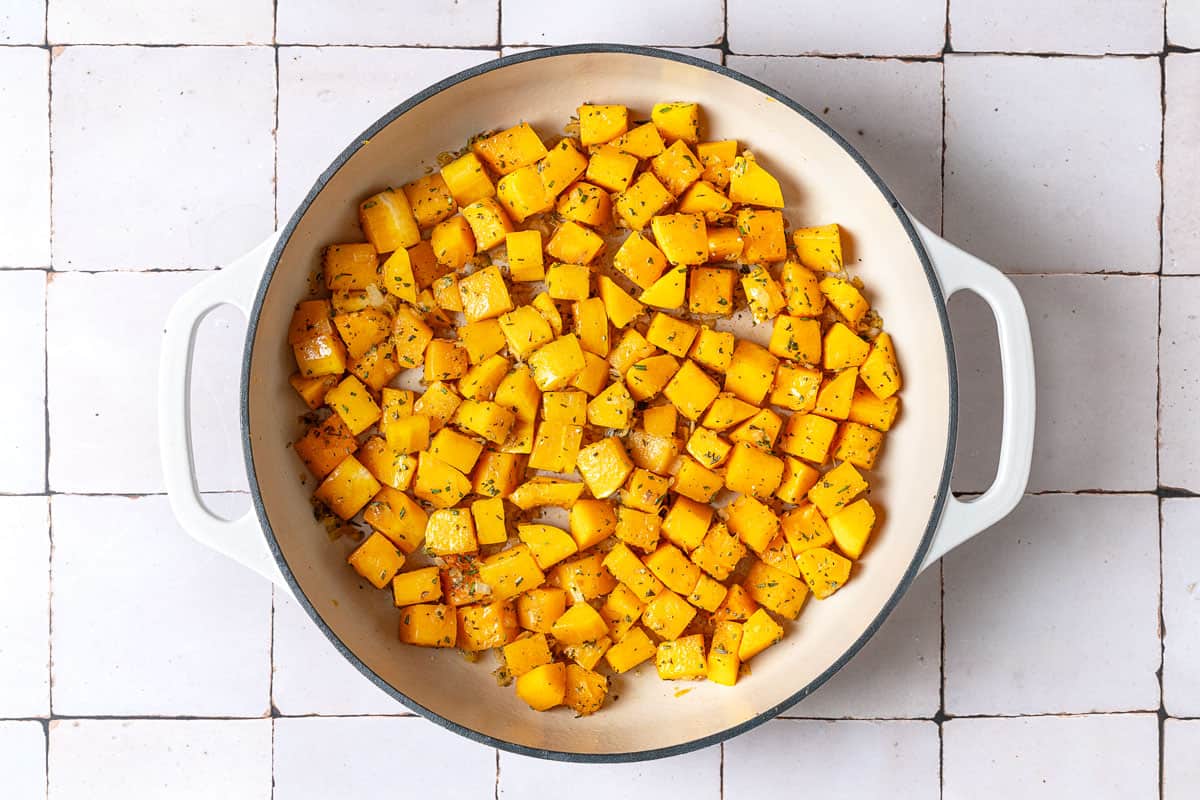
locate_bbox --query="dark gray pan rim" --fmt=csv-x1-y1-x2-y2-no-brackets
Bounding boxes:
240,43,958,763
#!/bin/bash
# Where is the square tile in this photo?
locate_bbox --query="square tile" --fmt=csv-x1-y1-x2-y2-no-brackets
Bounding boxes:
275,717,495,799
944,55,1161,273
1168,0,1200,47
500,743,719,800
501,45,723,64
782,567,940,718
724,719,939,799
1164,719,1200,800
49,719,270,800
728,0,946,56
0,497,50,718
50,494,271,716
1161,277,1200,491
272,589,407,715
943,714,1159,800
944,494,1160,715
1164,54,1200,274
0,0,44,43
0,47,50,268
502,0,722,46
48,271,245,494
0,721,46,800
278,0,498,45
1163,498,1200,716
0,270,46,493
277,46,497,219
951,275,1159,493
48,0,272,44
950,0,1164,54
51,46,274,270
725,56,944,229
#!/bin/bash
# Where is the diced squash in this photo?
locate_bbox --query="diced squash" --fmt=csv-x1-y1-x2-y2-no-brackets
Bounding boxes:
322,245,378,292
432,274,463,312
661,495,714,552
808,462,870,518
707,620,743,685
603,541,666,601
578,103,628,146
824,322,871,371
518,588,568,633
688,327,735,373
547,221,604,265
625,354,680,402
528,419,583,473
430,215,476,270
744,559,808,619
597,275,645,329
497,164,554,223
479,545,546,601
471,449,526,498
677,180,732,214
471,496,508,546
706,227,744,262
454,399,517,444
792,224,843,271
564,664,608,715
768,315,821,365
600,583,646,641
414,381,462,433
820,276,869,326
425,507,477,555
441,151,495,207
834,420,884,469
776,457,821,505
639,265,688,311
587,381,635,429
571,351,611,396
359,189,421,252
615,506,661,552
642,589,696,641
553,552,617,604
391,305,434,369
724,339,779,405
655,634,707,680
779,412,838,463
713,583,759,623
392,566,442,606
724,441,784,498
381,247,418,304
725,493,780,554
612,231,668,289
293,413,358,480
609,121,666,158
473,122,548,175
797,546,853,599
537,138,588,198
364,487,428,554
770,362,822,412
348,532,405,589
604,626,656,673
542,390,587,424
569,499,618,550
412,451,472,508
508,477,586,510
650,139,703,196
687,573,728,612
357,436,416,491
737,608,784,661
615,172,674,230
663,359,721,422
557,181,612,227
700,392,758,432
781,260,825,317
574,296,610,356
650,213,707,266
651,102,701,144
585,145,638,193
561,636,612,671
849,385,900,431
428,427,484,474
646,313,699,358
641,404,677,437
813,368,858,421
672,456,722,503
424,338,469,381
781,503,835,554
644,542,701,596
503,633,554,677
458,265,514,322
828,498,876,559
741,265,787,323
515,662,566,711
398,603,456,648
403,173,457,229
609,328,659,375
529,334,587,391
729,408,783,452
623,468,670,513
860,332,902,399
518,524,579,570
325,375,381,435
505,229,545,282
729,156,784,209
456,599,519,651
697,139,737,188
737,208,787,262
551,602,609,645
459,353,510,401
290,372,339,410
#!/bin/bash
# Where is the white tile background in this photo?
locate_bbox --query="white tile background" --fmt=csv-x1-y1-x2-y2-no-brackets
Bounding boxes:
0,0,1194,797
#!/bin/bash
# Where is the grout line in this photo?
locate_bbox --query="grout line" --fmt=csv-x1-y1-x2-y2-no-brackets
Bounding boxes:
1158,495,1168,799
493,748,500,800
45,497,54,721
719,741,725,798
41,717,49,799
495,0,502,50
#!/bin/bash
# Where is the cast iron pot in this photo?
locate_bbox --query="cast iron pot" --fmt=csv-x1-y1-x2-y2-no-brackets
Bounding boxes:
159,45,1035,762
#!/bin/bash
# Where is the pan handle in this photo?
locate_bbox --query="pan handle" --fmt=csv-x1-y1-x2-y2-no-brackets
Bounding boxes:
158,233,293,595
909,218,1036,572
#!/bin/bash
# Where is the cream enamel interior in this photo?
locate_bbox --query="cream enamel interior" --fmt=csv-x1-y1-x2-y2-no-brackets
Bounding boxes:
246,50,952,757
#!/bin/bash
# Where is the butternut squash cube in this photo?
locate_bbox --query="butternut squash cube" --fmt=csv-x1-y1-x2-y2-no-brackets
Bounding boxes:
639,265,688,311
646,313,699,357
672,456,722,503
557,180,612,227
364,487,427,553
569,499,617,550
348,532,405,589
612,231,668,289
578,103,628,146
587,381,635,430
781,503,835,554
820,276,870,326
379,386,414,431
644,542,701,596
608,328,659,375
574,296,610,357
776,457,821,506
496,306,551,361
392,566,442,606
357,436,416,491
497,164,554,223
398,603,456,648
552,553,617,604
570,351,610,396
685,266,734,315
517,524,579,570
623,468,670,514
440,151,495,207
687,574,728,612
737,208,787,262
726,493,780,554
814,368,858,420
424,339,468,382
456,599,519,651
541,390,586,424
738,608,784,661
689,327,736,372
724,339,779,405
412,452,471,508
792,223,844,271
700,392,758,431
797,546,853,599
625,354,680,401
322,244,378,291
577,438,635,500
770,362,822,412
408,240,446,290
325,375,381,435
650,213,708,266
603,541,665,600
359,189,421,252
707,620,743,685
689,522,746,582
706,227,744,262
462,197,513,252
651,101,701,144
430,215,476,269
604,626,656,673
349,342,402,393
458,265,514,323
677,178,732,215
625,430,680,475
597,275,644,329
528,420,583,473
742,265,788,323
729,408,783,452
714,583,759,623
428,427,483,474
473,122,547,175
650,139,703,196
779,413,838,464
585,145,638,193
615,172,674,230
508,477,585,510
466,496,505,546
402,173,457,230
762,532,801,578
532,139,584,199
663,359,721,421
391,305,434,369
600,583,646,641
293,413,358,480
496,415,529,454
503,633,554,677
781,260,825,317
381,247,418,304
382,414,430,454
289,372,339,410
547,221,604,265
432,274,463,312
459,353,510,401
515,661,567,711
697,139,737,187
824,322,870,371
517,588,568,633
744,559,808,619
479,545,547,601
642,589,696,641
609,121,666,159
860,332,902,399
315,455,381,520
471,449,525,498
829,498,875,559
529,334,587,391
725,441,785,499
564,664,608,715
424,508,477,555
642,403,677,437
551,602,609,645
656,634,707,680
505,229,544,282
808,462,869,518
661,495,713,551
729,156,784,209
453,399,517,444
849,385,900,431
415,381,462,433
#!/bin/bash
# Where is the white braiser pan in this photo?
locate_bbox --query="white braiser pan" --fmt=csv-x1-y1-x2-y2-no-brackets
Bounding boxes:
158,46,1035,761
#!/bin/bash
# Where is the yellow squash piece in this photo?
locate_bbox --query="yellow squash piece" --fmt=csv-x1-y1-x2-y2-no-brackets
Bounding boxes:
729,155,784,209
797,546,853,599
